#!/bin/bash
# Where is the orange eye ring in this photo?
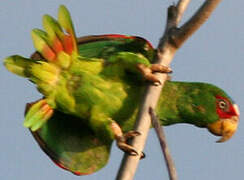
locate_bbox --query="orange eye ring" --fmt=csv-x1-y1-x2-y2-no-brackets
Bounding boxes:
218,99,229,112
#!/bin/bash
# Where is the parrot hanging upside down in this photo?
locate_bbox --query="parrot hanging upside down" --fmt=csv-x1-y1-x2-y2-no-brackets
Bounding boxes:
4,5,239,175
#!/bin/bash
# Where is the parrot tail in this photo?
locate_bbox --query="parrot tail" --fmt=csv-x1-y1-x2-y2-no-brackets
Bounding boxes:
4,55,60,95
4,5,78,76
30,5,78,69
4,5,78,95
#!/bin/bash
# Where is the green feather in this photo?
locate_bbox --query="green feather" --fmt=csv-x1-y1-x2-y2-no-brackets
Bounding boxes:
4,5,238,176
28,80,232,175
31,111,111,175
4,55,31,77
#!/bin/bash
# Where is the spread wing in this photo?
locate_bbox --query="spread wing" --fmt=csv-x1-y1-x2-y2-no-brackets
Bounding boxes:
31,110,112,175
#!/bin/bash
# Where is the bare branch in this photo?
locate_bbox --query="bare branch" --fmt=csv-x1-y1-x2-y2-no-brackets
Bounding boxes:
173,0,222,48
150,108,178,180
176,0,191,24
116,6,179,180
116,7,178,180
116,1,222,179
116,82,167,180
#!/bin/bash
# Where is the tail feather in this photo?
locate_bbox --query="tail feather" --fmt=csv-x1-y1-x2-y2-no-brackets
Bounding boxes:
4,55,36,78
4,5,79,93
58,5,77,53
42,15,64,54
24,99,53,131
30,5,78,69
4,55,59,95
31,29,57,62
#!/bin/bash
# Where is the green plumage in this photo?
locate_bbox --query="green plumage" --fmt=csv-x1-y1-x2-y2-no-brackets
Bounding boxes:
4,5,239,175
28,80,230,175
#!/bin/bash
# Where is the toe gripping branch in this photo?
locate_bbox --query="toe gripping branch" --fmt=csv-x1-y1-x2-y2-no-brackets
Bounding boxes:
137,64,172,85
111,122,145,158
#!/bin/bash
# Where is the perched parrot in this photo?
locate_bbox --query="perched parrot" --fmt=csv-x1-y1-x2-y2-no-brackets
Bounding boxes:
4,5,239,175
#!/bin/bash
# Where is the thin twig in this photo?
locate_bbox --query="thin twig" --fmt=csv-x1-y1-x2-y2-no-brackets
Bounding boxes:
150,108,177,180
173,0,222,48
176,0,191,24
116,1,222,179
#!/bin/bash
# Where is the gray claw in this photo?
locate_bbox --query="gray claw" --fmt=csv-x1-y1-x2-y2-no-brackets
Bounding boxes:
140,152,146,159
116,130,142,156
117,140,139,156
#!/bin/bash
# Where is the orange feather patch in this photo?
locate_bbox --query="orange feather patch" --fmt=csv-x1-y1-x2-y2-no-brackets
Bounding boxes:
52,37,64,53
63,35,73,54
43,45,56,61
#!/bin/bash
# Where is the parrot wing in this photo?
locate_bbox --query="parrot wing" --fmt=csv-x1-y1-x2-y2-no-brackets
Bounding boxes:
76,34,155,62
30,109,112,175
30,34,156,63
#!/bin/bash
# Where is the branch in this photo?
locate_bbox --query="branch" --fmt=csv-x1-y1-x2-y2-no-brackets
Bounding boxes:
149,108,177,180
116,5,182,180
173,0,222,48
176,0,191,24
116,0,222,179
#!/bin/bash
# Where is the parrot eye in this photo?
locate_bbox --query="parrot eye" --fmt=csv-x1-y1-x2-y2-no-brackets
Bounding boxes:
218,100,229,111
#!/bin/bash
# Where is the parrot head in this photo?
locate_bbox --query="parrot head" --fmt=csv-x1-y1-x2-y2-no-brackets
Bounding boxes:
172,82,240,143
207,95,239,142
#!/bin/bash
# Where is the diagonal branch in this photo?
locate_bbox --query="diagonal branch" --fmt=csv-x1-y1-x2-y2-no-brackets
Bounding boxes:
116,1,222,180
173,0,222,48
150,108,178,180
116,4,183,180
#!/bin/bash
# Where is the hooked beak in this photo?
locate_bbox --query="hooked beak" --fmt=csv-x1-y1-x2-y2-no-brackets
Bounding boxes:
207,104,239,143
207,116,239,142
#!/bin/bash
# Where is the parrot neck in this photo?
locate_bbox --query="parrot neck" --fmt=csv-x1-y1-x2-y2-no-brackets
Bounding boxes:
156,81,185,126
156,81,214,128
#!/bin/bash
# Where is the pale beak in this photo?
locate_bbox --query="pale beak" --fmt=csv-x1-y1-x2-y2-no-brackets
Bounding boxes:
207,115,239,143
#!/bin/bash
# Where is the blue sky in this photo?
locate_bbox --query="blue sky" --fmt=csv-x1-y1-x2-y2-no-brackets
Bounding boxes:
1,1,243,179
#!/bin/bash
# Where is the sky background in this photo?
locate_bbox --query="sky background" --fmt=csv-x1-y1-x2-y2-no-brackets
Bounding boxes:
1,0,243,179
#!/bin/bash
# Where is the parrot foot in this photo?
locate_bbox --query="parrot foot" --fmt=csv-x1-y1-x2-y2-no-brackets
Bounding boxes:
111,122,145,157
136,64,172,85
116,131,141,156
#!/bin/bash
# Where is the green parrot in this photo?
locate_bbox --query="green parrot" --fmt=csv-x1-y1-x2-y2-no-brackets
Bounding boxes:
4,5,239,175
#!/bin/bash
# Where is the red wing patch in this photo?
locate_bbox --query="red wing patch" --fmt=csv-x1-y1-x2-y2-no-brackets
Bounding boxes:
77,34,154,49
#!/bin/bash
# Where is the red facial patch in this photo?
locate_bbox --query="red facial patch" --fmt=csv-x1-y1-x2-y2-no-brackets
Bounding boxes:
216,95,238,119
